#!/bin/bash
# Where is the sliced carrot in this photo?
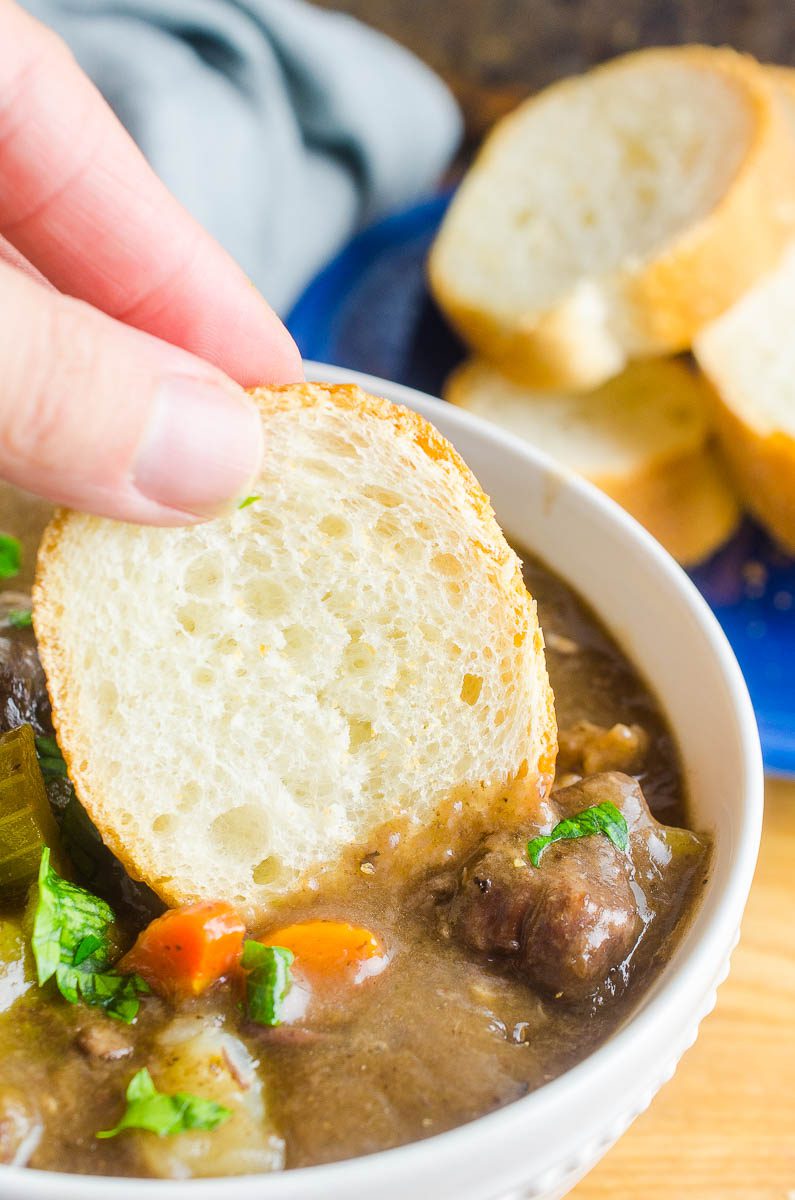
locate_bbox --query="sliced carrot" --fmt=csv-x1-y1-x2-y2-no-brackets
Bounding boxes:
260,920,388,985
120,901,245,1001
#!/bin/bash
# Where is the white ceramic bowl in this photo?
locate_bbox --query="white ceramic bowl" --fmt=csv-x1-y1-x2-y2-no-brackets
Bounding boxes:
3,365,763,1200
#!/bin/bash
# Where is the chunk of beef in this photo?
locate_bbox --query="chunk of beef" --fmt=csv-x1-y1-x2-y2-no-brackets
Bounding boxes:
445,772,707,1003
519,837,640,998
75,1019,134,1061
448,821,640,1002
553,772,648,824
0,592,53,735
448,843,533,957
0,636,52,736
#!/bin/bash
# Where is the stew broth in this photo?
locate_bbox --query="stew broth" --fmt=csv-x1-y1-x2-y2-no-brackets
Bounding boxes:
0,552,708,1178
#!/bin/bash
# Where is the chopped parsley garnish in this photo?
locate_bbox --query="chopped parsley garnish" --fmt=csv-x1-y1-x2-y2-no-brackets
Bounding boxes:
237,494,261,509
0,534,20,580
7,608,32,629
34,735,68,779
97,1067,231,1139
527,801,629,867
241,940,293,1026
73,933,105,966
31,848,148,1023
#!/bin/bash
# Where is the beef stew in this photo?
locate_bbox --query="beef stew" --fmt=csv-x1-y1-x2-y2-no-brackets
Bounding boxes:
0,550,708,1179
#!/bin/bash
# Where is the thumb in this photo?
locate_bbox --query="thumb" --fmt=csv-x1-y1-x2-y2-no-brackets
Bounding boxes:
0,260,266,524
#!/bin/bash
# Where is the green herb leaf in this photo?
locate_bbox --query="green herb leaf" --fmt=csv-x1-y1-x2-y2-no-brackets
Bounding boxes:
32,847,114,982
7,608,32,629
241,940,293,1026
527,801,629,868
73,933,105,966
34,736,60,760
70,970,149,1023
31,848,148,1022
237,494,260,509
97,1067,231,1139
34,736,68,780
0,535,21,580
37,756,67,779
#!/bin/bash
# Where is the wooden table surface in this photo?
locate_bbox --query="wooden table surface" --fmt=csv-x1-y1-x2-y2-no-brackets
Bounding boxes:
312,0,795,144
572,777,795,1200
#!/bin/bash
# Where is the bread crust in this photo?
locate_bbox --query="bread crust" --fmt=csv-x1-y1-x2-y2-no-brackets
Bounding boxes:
704,383,795,554
445,356,710,473
429,46,795,391
691,49,795,556
33,383,557,917
446,357,740,564
606,444,740,566
765,62,795,108
622,51,795,350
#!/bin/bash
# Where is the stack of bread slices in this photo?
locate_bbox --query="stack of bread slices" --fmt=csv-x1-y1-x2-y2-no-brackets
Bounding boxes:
429,45,795,562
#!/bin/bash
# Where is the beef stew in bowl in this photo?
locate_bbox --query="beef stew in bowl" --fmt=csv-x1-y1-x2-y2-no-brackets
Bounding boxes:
0,550,707,1178
0,367,763,1200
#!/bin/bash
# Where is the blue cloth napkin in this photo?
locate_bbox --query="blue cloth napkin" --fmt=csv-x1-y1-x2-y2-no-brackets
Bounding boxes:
22,0,462,313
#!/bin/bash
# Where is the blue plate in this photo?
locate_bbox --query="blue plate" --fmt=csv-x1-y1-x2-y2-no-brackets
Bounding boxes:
288,195,795,776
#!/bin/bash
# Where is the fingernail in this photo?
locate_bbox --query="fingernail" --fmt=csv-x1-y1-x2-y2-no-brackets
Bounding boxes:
134,378,263,517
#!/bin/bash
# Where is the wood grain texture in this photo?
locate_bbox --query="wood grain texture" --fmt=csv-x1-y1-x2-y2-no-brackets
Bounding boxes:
573,777,795,1199
310,0,795,142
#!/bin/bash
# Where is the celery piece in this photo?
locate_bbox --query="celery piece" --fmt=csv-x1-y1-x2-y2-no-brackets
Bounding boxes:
0,726,60,900
0,916,34,1012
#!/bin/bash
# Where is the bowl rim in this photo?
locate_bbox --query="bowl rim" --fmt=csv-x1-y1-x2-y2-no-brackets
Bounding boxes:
3,363,764,1199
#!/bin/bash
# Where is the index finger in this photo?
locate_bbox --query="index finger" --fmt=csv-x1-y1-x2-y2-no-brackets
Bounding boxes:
0,3,302,387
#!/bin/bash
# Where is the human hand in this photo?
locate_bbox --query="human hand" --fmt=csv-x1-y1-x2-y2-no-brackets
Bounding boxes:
0,2,303,524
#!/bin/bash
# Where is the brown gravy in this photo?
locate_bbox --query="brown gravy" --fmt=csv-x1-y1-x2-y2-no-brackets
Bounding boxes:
0,552,707,1177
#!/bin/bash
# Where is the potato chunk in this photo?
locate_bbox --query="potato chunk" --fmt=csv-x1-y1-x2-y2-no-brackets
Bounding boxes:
136,1018,284,1179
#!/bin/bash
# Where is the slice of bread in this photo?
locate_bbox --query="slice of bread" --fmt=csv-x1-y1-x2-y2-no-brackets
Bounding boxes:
693,63,795,552
429,46,795,392
694,240,795,553
767,63,795,116
447,358,740,565
33,383,556,922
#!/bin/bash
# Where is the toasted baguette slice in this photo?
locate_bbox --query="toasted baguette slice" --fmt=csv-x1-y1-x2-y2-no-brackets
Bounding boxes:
694,241,795,552
447,358,740,565
33,383,556,922
429,46,795,391
767,63,795,114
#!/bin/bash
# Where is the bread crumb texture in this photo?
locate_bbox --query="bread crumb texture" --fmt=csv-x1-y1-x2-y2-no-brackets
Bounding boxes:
430,46,795,390
33,384,556,921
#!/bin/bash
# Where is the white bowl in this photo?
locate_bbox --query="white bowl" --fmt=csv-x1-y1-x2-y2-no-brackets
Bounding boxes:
3,364,763,1200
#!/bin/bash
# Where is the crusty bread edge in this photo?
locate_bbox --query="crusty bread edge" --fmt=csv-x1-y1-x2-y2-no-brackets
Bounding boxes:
606,444,741,565
695,371,795,554
429,46,795,391
444,356,711,476
446,360,740,565
32,382,558,914
621,50,795,351
687,65,795,554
